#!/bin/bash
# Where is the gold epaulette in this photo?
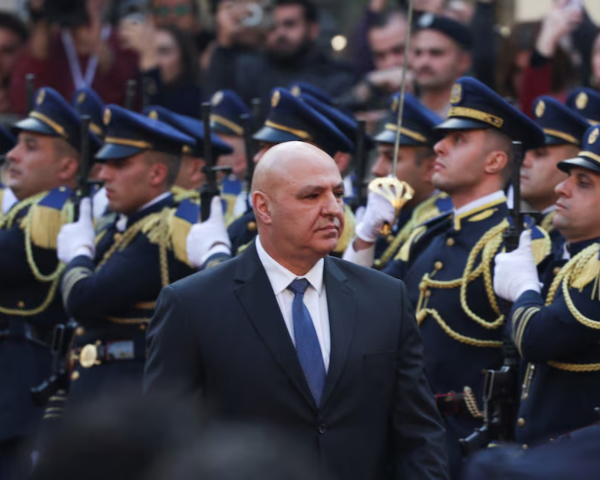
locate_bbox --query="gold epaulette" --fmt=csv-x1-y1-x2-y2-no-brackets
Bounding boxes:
171,185,199,203
540,210,557,234
333,205,356,254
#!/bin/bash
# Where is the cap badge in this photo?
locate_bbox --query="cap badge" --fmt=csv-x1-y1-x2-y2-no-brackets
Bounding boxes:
418,13,434,28
103,108,111,126
77,92,86,105
589,128,599,145
576,92,588,110
211,91,223,106
271,90,281,107
535,100,545,118
148,110,158,120
36,89,45,106
291,85,301,97
450,84,462,105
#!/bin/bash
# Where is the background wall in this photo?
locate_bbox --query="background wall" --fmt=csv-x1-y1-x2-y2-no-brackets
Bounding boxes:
516,0,600,23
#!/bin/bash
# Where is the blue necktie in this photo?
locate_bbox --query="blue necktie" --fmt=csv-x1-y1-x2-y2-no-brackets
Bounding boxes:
287,278,326,407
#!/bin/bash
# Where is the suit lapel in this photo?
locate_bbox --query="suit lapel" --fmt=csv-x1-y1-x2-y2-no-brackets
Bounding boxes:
320,257,357,408
234,243,317,410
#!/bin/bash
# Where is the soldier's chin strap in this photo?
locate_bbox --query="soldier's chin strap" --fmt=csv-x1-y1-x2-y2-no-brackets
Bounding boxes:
371,0,415,236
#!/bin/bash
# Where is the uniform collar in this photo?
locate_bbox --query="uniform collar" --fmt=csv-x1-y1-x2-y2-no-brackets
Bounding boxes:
255,236,324,296
453,190,506,231
116,192,174,232
564,238,600,259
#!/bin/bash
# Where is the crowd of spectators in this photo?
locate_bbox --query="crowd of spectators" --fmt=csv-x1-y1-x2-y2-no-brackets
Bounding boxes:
0,0,595,129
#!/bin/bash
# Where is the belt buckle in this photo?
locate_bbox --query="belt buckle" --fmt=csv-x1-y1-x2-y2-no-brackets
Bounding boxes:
80,343,101,368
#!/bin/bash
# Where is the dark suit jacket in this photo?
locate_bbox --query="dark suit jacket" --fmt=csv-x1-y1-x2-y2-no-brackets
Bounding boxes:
144,243,448,480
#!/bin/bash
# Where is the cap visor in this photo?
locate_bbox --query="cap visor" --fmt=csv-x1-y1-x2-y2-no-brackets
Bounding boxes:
252,126,303,144
434,117,492,132
12,117,57,137
210,121,239,137
558,157,600,174
374,130,423,146
95,143,143,161
544,134,576,147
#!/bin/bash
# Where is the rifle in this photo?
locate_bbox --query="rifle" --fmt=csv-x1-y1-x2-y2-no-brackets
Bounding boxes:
251,98,261,125
353,119,367,210
25,73,35,114
240,112,256,210
459,141,525,456
125,79,137,111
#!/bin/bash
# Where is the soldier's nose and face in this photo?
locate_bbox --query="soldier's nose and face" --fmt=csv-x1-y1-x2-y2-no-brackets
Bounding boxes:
521,145,570,209
99,152,161,215
432,129,486,196
5,132,63,201
553,167,600,242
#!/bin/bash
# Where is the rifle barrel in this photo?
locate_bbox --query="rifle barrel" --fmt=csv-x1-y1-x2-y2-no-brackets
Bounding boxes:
25,74,35,114
79,115,92,199
354,119,367,208
125,79,137,111
200,102,218,222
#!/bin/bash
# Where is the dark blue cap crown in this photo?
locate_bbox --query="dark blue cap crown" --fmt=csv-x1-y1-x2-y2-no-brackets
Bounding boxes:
253,88,352,157
96,104,195,161
299,93,365,153
144,105,233,158
435,77,545,150
558,125,600,174
210,89,250,136
532,96,589,147
13,87,85,152
416,13,472,50
71,87,105,138
290,81,334,106
376,92,442,146
566,88,600,125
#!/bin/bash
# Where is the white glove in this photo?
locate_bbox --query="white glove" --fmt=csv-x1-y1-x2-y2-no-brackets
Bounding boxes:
354,190,396,243
57,198,96,264
233,191,251,218
494,230,541,302
186,196,232,268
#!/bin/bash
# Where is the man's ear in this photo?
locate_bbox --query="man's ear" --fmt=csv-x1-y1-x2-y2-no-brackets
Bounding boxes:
333,152,350,175
57,156,80,183
253,190,272,225
484,150,508,176
309,21,319,42
149,161,168,187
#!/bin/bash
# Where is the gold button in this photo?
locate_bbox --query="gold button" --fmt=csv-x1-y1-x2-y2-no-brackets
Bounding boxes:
17,301,24,308
75,327,85,336
386,235,395,244
139,324,147,331
522,444,529,450
425,290,431,297
434,261,443,270
373,259,382,268
518,418,526,428
59,186,66,192
71,371,80,381
113,233,123,243
553,267,561,276
446,238,455,247
247,221,257,232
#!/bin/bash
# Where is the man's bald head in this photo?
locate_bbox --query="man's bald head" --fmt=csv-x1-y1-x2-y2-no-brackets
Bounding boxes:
252,141,345,275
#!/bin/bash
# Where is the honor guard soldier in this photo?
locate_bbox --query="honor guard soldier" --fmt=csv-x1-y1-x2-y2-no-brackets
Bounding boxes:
0,126,17,214
56,105,197,403
523,96,589,258
186,87,352,270
494,124,600,448
342,93,453,270
566,87,600,125
0,87,88,476
209,90,250,220
381,77,548,478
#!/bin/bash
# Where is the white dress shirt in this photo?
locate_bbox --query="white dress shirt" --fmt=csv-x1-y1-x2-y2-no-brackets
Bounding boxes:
1,187,17,214
255,236,331,371
453,190,506,218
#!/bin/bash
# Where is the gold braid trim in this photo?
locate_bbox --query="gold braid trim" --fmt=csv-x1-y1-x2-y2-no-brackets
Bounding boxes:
547,361,600,372
463,386,484,418
0,193,73,316
415,221,509,348
416,308,502,348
